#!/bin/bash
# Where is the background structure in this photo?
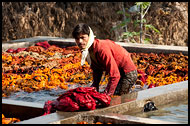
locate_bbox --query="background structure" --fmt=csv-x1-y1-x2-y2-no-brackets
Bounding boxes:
2,2,188,46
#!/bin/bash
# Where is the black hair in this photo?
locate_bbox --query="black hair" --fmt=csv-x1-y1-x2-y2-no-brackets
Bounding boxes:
72,23,90,39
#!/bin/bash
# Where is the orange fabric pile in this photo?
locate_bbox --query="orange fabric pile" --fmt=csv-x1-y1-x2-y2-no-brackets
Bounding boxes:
2,114,20,124
2,41,188,98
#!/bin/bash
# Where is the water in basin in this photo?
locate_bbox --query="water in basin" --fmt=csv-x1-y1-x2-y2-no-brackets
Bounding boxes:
124,100,188,124
2,82,108,104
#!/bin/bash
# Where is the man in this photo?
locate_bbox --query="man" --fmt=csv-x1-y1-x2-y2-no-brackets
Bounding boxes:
72,23,137,96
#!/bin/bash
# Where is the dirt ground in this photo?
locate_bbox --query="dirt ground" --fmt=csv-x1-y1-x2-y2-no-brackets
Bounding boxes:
2,2,188,46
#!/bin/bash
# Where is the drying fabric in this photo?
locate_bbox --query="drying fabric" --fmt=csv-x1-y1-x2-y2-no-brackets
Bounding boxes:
6,41,49,53
6,48,27,53
35,41,51,49
6,49,15,53
14,48,27,53
43,87,111,115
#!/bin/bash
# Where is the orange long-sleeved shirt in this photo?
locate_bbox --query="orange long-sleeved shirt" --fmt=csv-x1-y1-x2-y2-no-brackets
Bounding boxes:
89,39,137,96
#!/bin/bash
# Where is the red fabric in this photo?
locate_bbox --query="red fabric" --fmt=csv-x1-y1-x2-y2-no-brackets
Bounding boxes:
43,87,111,115
57,97,80,112
89,92,111,107
14,48,27,53
6,49,15,53
6,48,27,53
73,92,96,110
137,69,147,84
148,83,155,88
57,87,97,111
43,100,57,115
56,89,74,101
35,41,50,49
91,39,137,96
75,86,97,93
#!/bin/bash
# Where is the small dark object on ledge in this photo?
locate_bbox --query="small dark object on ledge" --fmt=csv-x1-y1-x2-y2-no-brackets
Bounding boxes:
143,101,158,112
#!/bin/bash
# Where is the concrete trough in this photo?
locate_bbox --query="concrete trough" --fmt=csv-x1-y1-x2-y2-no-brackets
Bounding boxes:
2,36,76,51
2,36,188,55
2,99,44,121
50,113,177,124
2,36,188,124
14,80,188,124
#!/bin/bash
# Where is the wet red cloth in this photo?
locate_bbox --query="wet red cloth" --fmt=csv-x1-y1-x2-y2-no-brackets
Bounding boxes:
43,87,111,115
35,41,50,49
73,92,96,110
90,39,137,96
43,100,57,115
57,96,80,112
89,92,111,107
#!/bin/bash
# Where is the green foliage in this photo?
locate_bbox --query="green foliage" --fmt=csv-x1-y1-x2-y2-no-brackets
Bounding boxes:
144,38,151,44
123,31,140,38
134,19,146,28
111,2,161,44
111,10,131,32
111,18,131,32
135,2,151,9
145,24,161,34
117,10,130,17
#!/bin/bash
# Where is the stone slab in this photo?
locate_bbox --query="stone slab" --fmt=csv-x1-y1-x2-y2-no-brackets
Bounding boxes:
2,36,188,55
51,113,177,124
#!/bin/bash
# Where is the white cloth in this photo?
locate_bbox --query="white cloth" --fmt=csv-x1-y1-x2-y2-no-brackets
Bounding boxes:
81,27,95,66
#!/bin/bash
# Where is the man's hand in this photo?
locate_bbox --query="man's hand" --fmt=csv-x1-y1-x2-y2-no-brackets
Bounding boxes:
90,83,99,92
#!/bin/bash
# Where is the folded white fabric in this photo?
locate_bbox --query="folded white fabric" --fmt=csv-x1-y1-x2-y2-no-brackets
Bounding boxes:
81,27,95,66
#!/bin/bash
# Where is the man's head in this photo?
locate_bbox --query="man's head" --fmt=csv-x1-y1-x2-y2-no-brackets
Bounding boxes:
72,23,90,50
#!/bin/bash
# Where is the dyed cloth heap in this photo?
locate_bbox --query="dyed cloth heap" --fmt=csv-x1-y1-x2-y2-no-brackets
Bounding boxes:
6,41,50,53
43,87,111,115
35,41,50,49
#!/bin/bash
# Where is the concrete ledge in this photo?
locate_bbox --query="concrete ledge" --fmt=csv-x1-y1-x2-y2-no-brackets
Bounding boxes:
3,36,66,43
15,110,93,124
2,36,188,55
95,113,177,124
13,80,188,124
92,81,188,115
15,113,65,124
51,113,177,124
2,99,44,121
117,42,188,55
137,80,188,100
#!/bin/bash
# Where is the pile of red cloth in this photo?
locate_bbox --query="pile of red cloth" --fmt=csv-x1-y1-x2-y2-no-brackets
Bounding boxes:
6,48,27,53
6,41,50,53
43,87,111,115
35,41,50,49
